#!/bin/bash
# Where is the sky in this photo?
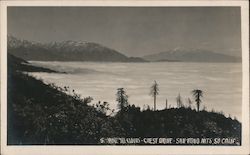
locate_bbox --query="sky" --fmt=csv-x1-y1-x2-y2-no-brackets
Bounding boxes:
7,7,241,57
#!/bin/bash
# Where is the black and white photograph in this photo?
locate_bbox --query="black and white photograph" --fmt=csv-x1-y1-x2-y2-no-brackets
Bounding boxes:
1,1,249,155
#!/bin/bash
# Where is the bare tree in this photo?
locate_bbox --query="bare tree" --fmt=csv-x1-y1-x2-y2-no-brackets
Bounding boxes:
176,93,183,108
165,98,168,109
188,98,192,108
150,80,159,111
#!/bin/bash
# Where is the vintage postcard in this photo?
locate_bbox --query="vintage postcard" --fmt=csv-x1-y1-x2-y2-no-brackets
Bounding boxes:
0,0,249,155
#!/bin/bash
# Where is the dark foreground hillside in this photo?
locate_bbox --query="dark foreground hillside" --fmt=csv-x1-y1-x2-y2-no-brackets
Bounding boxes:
7,54,241,145
8,54,125,144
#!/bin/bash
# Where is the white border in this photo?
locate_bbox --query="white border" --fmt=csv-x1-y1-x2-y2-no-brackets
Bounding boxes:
1,1,249,155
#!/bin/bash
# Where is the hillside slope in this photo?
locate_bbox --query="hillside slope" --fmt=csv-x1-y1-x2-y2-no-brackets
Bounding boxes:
8,54,124,144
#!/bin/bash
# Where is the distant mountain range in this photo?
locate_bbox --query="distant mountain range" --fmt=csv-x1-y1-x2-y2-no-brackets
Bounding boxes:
143,48,241,62
7,36,146,62
8,36,241,63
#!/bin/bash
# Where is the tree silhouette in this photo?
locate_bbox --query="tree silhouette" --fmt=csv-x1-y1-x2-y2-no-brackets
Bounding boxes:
191,89,203,112
150,80,159,111
165,98,168,109
116,88,129,111
176,93,183,108
187,98,192,109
